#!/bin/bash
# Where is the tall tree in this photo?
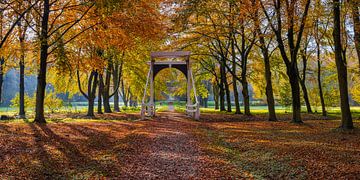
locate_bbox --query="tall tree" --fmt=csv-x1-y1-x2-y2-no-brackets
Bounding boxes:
333,0,353,129
254,0,277,121
261,0,311,123
33,0,96,123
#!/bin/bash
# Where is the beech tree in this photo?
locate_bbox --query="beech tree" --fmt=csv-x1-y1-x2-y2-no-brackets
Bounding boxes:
333,0,353,129
261,0,311,123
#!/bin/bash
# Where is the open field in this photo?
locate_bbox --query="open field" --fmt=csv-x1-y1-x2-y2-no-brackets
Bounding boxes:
1,112,359,179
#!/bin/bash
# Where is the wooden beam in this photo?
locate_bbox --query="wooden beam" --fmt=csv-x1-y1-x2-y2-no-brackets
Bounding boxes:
147,61,187,65
151,51,191,59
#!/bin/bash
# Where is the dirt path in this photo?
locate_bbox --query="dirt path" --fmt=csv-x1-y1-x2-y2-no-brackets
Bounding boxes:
0,112,239,179
117,112,238,179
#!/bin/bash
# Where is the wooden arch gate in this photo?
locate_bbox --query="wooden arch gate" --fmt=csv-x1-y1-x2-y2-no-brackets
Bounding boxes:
141,51,200,120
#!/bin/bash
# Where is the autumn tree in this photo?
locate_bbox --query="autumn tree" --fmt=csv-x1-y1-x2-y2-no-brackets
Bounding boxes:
333,0,353,129
261,0,311,123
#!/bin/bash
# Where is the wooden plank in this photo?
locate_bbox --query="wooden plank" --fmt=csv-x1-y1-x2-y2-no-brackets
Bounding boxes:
147,61,187,65
151,51,191,58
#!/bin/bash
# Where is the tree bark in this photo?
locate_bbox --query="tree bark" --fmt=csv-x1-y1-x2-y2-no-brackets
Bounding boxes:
34,0,50,123
317,45,327,116
333,0,353,129
87,71,98,117
222,60,231,112
112,61,121,112
77,70,98,117
19,38,25,117
260,0,310,123
219,62,226,111
254,0,276,121
231,39,241,114
18,21,26,118
102,58,113,113
120,79,129,107
350,0,360,69
300,53,312,113
213,83,219,110
288,63,302,123
0,58,4,104
263,55,277,121
225,80,231,112
98,74,104,114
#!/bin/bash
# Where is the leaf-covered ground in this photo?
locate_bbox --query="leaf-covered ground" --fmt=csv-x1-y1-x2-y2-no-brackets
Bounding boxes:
0,112,359,179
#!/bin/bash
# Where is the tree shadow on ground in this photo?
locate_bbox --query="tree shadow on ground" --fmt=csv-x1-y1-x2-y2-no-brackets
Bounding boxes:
27,123,122,179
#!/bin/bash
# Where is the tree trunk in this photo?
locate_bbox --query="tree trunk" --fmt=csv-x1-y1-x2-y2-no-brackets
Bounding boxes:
19,25,26,118
241,77,250,115
19,44,25,117
224,67,231,112
98,74,103,114
112,61,121,112
350,0,360,69
300,54,312,113
87,71,98,117
88,99,95,117
232,39,241,114
34,0,50,123
213,83,219,110
0,58,4,104
264,56,277,121
120,79,129,107
254,0,276,121
317,44,327,116
288,63,302,123
333,0,353,129
77,70,98,117
241,53,250,115
299,80,312,113
102,59,113,113
204,97,208,108
219,63,226,111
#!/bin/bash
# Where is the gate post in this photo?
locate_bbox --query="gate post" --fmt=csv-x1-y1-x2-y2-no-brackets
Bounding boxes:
186,59,193,117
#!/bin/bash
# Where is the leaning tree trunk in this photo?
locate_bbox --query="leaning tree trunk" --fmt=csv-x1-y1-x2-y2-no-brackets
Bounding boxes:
34,0,50,123
333,0,353,129
0,58,4,104
299,80,312,113
300,54,312,113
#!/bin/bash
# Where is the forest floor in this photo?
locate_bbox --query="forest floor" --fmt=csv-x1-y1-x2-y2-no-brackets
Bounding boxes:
0,112,360,179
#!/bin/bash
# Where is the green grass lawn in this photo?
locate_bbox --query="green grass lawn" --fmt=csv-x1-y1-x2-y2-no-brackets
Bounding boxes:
2,101,360,120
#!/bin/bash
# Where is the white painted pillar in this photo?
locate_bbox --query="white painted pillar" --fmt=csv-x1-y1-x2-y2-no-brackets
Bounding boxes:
187,59,192,116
